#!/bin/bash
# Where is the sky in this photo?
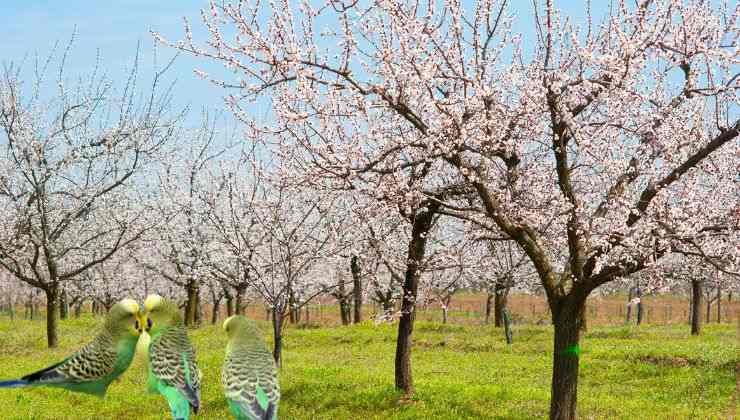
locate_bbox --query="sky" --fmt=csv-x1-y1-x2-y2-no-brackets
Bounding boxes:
0,0,600,126
0,0,230,124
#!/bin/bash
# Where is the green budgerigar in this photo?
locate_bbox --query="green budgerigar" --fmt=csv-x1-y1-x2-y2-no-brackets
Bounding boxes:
222,315,280,420
143,294,201,420
0,299,143,396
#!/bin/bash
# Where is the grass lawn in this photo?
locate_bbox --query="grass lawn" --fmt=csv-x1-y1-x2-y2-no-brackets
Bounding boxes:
0,316,736,419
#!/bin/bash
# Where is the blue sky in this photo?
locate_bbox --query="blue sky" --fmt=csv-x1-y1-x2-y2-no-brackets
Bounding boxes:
0,1,599,125
0,0,230,124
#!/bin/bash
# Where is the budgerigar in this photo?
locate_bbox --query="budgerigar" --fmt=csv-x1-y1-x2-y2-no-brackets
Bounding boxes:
222,315,280,420
0,299,143,397
143,294,201,420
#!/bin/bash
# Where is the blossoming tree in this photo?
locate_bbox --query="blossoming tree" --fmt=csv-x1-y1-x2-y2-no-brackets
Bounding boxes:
158,0,739,418
0,47,179,347
202,156,349,366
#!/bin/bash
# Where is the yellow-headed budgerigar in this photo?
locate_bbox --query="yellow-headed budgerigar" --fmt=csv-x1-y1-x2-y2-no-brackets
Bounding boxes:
222,315,280,420
0,299,143,396
143,294,201,420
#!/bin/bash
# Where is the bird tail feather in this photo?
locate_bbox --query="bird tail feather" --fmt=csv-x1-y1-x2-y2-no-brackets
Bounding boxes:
262,402,277,420
246,399,277,420
0,380,28,388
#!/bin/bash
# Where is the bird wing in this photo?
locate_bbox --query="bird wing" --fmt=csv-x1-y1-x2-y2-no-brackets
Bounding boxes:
24,333,117,385
223,347,280,420
151,327,201,413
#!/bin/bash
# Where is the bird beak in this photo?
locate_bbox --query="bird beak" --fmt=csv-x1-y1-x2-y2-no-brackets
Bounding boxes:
138,314,145,333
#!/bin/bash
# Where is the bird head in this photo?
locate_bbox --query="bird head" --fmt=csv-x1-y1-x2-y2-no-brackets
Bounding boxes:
142,294,181,335
107,298,143,338
222,315,260,340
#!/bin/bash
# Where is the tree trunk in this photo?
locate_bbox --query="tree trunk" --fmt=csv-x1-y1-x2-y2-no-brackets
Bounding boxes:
195,291,203,325
59,288,68,320
235,285,247,315
225,289,235,316
706,295,711,323
502,307,513,344
691,279,702,335
7,295,15,320
441,295,453,324
271,308,283,368
292,302,301,323
211,299,221,324
394,204,437,395
44,285,60,348
74,301,82,319
579,306,587,333
343,300,351,325
184,282,199,327
351,255,362,324
485,290,493,324
28,291,36,320
716,288,721,323
395,297,416,395
636,301,643,325
292,307,301,323
494,285,509,328
288,287,299,324
339,297,351,325
337,278,351,325
549,299,585,420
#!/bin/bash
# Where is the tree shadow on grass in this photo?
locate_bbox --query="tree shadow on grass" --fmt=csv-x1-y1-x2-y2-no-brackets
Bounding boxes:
282,380,400,413
282,379,537,419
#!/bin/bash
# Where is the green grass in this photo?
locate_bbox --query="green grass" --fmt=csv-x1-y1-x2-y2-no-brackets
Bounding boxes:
0,316,736,419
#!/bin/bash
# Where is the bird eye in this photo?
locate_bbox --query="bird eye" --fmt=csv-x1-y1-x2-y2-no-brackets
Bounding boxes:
147,318,153,329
